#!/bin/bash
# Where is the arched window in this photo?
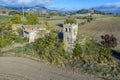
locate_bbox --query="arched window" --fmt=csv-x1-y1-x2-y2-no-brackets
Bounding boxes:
65,28,67,32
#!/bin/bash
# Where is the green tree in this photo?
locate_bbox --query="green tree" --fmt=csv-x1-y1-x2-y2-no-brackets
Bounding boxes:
44,21,54,31
64,17,77,24
48,12,59,16
10,14,23,24
26,12,39,25
0,22,16,47
87,15,93,22
8,11,21,15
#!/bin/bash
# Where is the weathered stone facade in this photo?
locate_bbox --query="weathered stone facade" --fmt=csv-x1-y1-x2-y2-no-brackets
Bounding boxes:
22,25,49,43
63,24,78,50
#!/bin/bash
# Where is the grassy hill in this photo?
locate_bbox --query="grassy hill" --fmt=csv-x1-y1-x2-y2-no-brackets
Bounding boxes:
0,6,6,10
78,15,120,50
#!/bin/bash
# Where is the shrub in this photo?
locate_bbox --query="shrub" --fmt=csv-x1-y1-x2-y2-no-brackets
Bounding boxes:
33,32,66,65
73,35,115,65
44,21,53,31
10,14,23,24
0,22,16,47
26,12,39,25
64,17,77,24
101,34,117,48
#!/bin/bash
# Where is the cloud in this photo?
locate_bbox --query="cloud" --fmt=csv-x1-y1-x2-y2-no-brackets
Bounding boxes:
0,0,52,7
105,2,120,7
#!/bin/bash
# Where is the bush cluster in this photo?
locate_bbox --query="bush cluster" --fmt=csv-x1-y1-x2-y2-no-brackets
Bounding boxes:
101,34,117,48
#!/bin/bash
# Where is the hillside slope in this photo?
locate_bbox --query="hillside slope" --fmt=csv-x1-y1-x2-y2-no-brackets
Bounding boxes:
78,19,120,50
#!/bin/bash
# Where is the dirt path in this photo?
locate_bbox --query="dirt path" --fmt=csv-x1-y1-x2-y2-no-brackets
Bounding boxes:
0,57,101,80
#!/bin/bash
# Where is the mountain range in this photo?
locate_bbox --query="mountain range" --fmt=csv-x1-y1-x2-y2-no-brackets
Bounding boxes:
94,5,120,14
0,4,120,14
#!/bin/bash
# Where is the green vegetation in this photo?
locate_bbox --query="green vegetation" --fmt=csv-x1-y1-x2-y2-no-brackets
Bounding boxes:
68,35,119,80
14,37,27,43
26,12,39,25
44,21,54,31
74,9,113,15
77,15,94,24
64,17,77,24
8,11,22,15
10,14,23,24
9,12,40,25
73,35,115,65
69,60,120,80
1,33,119,79
0,45,33,57
8,10,27,16
48,12,59,16
0,22,16,47
95,15,120,21
33,32,66,65
0,15,10,22
0,13,120,80
40,16,66,21
86,15,94,22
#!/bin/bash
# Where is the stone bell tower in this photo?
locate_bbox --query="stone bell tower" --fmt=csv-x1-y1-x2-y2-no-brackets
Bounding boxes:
63,23,78,50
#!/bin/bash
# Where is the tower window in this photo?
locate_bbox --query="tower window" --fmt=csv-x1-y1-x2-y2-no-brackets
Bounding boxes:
65,28,67,32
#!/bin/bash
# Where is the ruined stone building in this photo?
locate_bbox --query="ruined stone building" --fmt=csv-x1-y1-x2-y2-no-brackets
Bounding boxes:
22,25,49,43
63,24,78,50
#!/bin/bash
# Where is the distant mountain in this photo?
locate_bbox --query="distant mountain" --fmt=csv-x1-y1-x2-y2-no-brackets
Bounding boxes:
94,5,120,14
2,5,74,14
2,4,120,15
24,5,49,14
0,5,49,15
74,9,106,14
0,5,8,10
4,5,48,10
75,9,94,14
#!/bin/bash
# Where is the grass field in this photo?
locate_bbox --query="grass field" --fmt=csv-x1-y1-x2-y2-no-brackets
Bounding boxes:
94,15,120,21
40,16,67,21
0,15,10,23
78,16,120,50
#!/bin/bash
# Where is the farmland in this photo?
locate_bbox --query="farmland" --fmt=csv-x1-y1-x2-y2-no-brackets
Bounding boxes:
0,13,120,80
78,15,120,50
41,15,120,50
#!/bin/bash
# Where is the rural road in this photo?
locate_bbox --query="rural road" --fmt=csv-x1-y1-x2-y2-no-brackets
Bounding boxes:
0,57,101,80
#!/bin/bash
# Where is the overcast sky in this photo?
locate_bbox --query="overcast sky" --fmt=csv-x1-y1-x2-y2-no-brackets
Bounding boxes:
0,0,120,9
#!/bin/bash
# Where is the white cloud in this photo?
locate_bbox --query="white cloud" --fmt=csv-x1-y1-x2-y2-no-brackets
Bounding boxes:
0,0,52,7
105,2,120,7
